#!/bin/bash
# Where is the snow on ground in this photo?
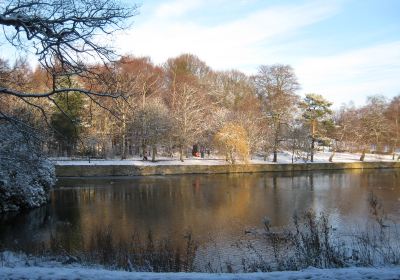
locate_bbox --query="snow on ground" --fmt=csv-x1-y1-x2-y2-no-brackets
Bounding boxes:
54,158,227,166
1,266,399,280
0,251,399,280
53,151,397,166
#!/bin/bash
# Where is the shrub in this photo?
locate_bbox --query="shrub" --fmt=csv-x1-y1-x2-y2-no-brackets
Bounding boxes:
0,125,56,213
214,123,249,164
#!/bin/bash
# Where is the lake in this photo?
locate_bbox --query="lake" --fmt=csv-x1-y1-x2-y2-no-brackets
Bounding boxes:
1,169,399,264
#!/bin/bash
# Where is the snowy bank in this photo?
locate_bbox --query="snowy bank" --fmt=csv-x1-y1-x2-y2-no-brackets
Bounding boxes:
1,266,399,280
1,250,399,279
53,152,400,177
53,151,397,166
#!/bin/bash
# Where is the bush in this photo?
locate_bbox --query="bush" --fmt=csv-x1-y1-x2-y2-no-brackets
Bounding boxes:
0,125,56,213
214,123,249,164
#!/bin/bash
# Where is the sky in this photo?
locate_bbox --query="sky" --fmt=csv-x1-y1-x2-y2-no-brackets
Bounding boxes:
1,0,399,107
114,0,400,107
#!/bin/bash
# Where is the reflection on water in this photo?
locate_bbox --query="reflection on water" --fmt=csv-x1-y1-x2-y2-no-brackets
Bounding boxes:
0,169,399,251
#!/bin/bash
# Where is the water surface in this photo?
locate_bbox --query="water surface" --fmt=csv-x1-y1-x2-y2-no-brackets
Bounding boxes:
1,169,399,251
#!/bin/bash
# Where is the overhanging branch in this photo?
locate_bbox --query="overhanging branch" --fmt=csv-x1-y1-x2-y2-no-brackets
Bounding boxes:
0,86,122,98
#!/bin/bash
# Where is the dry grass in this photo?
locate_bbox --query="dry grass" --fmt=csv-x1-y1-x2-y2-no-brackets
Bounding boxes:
7,227,197,272
235,193,400,272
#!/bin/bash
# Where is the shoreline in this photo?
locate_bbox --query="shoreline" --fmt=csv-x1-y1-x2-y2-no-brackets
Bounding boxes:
55,161,400,177
1,265,400,280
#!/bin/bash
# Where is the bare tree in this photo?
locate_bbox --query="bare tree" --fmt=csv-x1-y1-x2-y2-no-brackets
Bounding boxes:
285,119,310,163
336,98,389,161
210,70,265,159
168,83,208,161
253,64,300,162
0,0,137,73
131,98,171,161
0,0,138,122
385,95,400,160
164,54,211,161
360,96,389,160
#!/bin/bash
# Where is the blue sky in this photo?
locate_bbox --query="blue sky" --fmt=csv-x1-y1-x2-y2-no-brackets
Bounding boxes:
116,0,400,106
2,0,398,106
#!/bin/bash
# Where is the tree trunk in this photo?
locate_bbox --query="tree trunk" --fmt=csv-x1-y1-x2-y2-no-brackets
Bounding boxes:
291,146,295,164
360,149,366,161
263,145,268,161
229,149,235,164
121,111,127,160
272,122,280,163
152,145,157,162
329,151,335,162
310,119,316,163
310,137,315,162
142,144,147,161
101,143,106,158
179,145,184,162
121,134,126,159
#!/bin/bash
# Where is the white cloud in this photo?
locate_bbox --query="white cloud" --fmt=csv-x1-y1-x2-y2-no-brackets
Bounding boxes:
115,0,399,105
153,0,203,19
295,41,400,105
116,1,339,71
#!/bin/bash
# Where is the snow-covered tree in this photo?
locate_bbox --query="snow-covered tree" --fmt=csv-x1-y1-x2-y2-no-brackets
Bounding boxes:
0,125,56,213
131,98,171,161
164,54,211,161
358,96,389,160
285,119,311,163
385,95,400,160
253,64,300,162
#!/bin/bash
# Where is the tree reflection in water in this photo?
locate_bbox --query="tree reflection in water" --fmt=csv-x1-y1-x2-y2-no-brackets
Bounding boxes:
0,169,399,260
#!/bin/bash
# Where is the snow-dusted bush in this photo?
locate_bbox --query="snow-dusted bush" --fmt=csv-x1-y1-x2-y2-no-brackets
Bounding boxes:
0,125,56,213
214,123,250,164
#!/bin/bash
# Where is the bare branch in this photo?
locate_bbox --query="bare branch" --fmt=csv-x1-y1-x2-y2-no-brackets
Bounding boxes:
1,0,139,75
0,86,122,98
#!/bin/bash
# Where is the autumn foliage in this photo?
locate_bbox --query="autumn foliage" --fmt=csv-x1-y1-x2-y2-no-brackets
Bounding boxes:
214,123,250,164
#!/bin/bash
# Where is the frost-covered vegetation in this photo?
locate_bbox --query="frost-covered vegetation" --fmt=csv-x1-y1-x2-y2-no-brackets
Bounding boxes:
2,56,400,164
0,125,56,213
1,252,400,280
1,213,399,274
1,250,399,280
1,194,399,273
1,0,399,164
234,210,400,273
1,56,399,164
